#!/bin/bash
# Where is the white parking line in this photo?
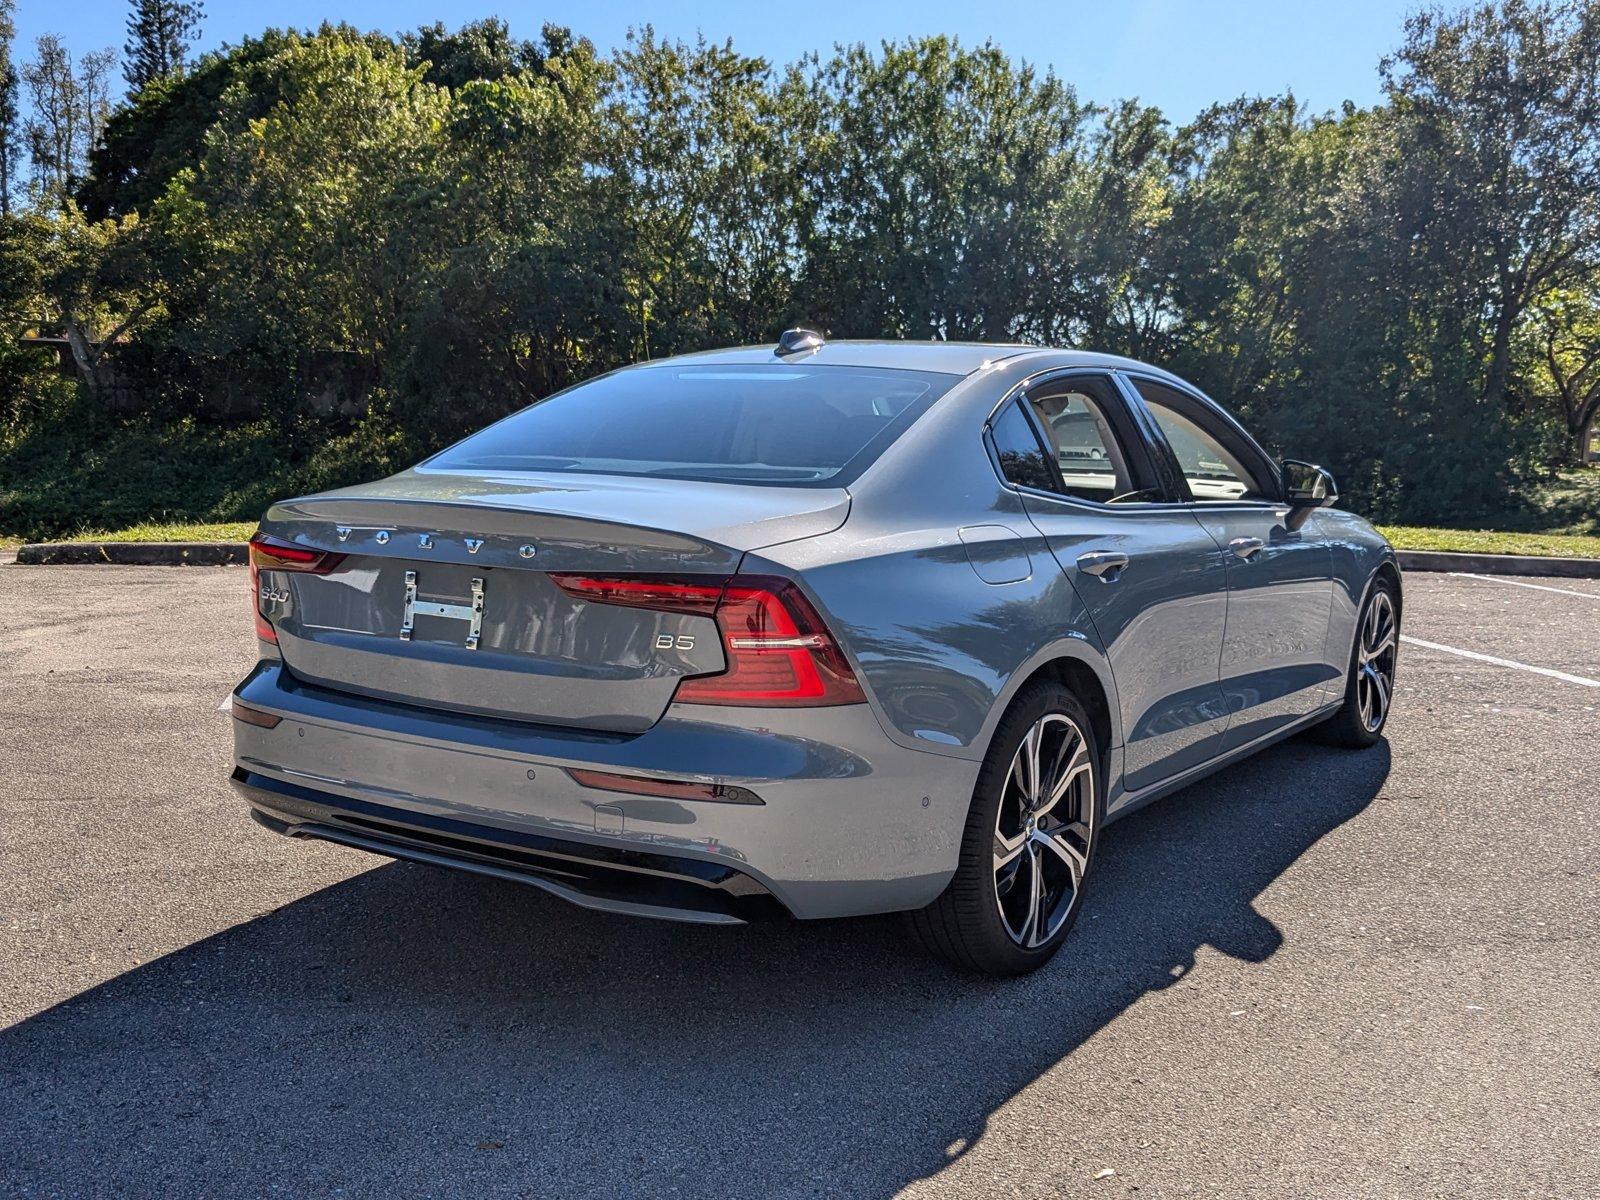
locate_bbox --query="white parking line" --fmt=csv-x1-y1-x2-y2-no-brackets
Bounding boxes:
1452,572,1600,600
1400,635,1600,689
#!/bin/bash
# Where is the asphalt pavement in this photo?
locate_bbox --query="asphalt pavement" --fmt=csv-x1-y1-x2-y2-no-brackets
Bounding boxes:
1,563,1596,1199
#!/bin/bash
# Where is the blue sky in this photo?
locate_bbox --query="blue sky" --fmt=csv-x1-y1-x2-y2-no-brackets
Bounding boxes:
17,0,1421,119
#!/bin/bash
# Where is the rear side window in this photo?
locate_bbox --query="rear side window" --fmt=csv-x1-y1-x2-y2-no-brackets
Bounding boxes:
989,401,1058,492
1024,380,1139,502
989,375,1155,504
421,364,958,487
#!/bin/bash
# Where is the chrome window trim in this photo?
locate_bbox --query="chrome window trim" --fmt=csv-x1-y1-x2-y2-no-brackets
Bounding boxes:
984,366,1120,425
1002,482,1205,517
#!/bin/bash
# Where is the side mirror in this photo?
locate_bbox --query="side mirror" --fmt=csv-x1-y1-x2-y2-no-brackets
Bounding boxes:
1282,459,1337,530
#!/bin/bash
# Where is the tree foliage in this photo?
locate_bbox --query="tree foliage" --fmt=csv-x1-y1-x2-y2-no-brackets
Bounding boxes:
124,0,204,92
3,4,1600,536
19,36,114,204
0,0,18,214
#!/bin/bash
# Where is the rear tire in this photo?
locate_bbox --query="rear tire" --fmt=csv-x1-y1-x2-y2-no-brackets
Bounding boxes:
1315,576,1399,749
908,680,1102,976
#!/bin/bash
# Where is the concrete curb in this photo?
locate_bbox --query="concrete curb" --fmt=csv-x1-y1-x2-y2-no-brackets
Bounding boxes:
15,542,248,566
1395,549,1600,578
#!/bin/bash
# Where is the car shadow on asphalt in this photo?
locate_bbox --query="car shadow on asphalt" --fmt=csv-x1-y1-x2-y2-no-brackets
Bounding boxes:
2,739,1389,1198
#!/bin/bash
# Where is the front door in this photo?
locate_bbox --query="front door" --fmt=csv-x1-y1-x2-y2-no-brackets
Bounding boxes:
1128,377,1335,750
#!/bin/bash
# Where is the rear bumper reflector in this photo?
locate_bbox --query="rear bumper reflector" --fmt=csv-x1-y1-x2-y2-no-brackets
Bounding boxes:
230,698,282,729
566,767,764,806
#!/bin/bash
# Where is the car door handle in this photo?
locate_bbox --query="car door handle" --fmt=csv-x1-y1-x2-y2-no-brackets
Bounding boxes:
1076,551,1129,580
1229,537,1265,560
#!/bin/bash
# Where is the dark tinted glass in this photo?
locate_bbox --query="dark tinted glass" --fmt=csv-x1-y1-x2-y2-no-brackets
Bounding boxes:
990,401,1059,492
422,364,957,487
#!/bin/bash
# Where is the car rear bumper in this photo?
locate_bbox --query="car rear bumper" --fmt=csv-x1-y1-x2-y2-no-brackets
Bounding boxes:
235,769,783,924
230,661,979,921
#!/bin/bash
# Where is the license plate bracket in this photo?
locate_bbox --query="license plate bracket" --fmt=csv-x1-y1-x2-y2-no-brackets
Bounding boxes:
400,571,485,650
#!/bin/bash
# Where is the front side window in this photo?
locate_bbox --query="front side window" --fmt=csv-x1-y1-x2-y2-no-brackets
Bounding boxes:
1132,379,1273,503
422,364,959,488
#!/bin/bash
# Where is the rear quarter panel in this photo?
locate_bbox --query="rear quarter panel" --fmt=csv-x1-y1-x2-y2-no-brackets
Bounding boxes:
749,362,1121,766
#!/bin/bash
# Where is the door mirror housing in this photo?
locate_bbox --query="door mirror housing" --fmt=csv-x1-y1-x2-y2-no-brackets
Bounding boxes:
1282,460,1337,529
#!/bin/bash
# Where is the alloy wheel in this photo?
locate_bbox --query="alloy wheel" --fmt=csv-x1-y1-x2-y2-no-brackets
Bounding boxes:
1356,590,1398,733
993,713,1095,948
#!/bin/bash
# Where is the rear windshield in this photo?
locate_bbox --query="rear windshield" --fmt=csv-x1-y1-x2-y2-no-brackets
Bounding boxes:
419,363,959,487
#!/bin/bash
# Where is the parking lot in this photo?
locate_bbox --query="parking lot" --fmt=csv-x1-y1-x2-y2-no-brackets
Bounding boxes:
2,562,1596,1199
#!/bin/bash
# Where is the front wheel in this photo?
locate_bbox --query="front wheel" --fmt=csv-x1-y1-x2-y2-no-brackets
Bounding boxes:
908,681,1101,976
1316,577,1399,748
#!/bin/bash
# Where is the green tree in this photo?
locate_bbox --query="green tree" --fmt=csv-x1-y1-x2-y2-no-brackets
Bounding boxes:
166,31,444,371
0,0,18,215
401,17,542,90
22,36,79,199
83,20,550,218
1384,0,1600,412
2,202,164,398
1530,290,1600,459
1158,97,1326,405
797,37,1095,341
395,29,625,428
605,30,802,355
124,0,204,92
1058,99,1172,357
82,29,298,218
22,37,115,204
4,2,1596,537
156,30,448,407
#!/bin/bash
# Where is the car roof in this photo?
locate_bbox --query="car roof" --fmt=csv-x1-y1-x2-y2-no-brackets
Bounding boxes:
636,340,1185,382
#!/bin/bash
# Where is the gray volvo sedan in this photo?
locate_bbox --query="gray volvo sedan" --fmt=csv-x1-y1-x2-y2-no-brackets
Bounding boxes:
232,332,1400,976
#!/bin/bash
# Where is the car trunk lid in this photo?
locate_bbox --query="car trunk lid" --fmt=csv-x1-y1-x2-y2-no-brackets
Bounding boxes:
255,470,850,731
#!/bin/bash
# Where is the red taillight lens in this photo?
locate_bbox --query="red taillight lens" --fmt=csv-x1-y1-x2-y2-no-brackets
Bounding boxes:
248,532,345,572
679,577,864,706
249,532,346,644
550,573,865,708
546,574,724,615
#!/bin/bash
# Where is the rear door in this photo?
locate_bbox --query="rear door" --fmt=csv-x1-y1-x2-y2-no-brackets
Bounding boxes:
988,372,1231,793
1125,375,1335,749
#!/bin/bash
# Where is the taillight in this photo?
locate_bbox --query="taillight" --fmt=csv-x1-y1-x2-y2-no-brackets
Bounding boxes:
550,573,866,707
547,574,724,615
248,532,346,644
679,577,865,706
248,532,345,572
